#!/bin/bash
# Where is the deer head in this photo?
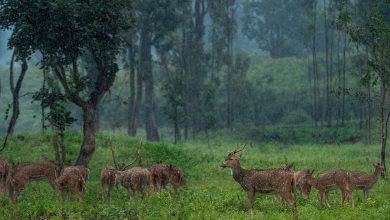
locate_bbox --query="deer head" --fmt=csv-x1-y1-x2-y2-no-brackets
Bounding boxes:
296,169,315,198
221,146,245,168
373,163,385,176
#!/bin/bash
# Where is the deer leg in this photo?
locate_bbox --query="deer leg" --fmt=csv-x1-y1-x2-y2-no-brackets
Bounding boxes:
282,191,297,220
319,191,325,207
247,190,255,217
364,189,370,199
324,192,331,207
76,190,83,203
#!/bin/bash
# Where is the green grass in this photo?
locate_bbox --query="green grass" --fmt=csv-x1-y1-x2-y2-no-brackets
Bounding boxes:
0,132,389,219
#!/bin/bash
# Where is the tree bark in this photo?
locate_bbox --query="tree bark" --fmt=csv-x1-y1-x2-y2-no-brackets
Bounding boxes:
127,46,137,136
75,102,97,166
380,82,388,174
140,29,159,141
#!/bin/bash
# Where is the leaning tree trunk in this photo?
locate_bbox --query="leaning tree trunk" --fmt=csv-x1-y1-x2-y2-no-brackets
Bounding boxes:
75,102,97,166
6,51,28,137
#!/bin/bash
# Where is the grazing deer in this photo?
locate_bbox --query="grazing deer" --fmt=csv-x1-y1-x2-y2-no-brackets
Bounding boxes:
0,159,9,193
148,162,186,193
115,167,153,200
7,160,60,203
63,165,90,182
348,163,385,199
293,169,315,199
270,166,313,203
101,141,141,201
304,170,353,207
221,148,297,219
55,170,86,202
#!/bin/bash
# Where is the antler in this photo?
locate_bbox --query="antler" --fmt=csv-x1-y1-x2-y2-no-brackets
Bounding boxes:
234,144,246,154
123,139,143,170
109,135,119,170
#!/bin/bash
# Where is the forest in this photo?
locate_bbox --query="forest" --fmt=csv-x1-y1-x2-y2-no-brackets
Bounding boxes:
0,0,389,219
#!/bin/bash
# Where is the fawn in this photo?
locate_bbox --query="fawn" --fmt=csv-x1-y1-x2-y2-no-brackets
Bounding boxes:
221,149,297,219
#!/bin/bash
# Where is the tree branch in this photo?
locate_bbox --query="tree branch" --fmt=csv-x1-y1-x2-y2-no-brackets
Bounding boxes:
53,65,86,107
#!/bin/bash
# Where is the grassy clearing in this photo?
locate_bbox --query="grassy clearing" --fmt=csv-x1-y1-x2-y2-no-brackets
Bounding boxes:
0,132,389,219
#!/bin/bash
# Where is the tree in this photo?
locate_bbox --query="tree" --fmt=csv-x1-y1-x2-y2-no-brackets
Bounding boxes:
338,0,390,173
209,0,237,129
161,68,186,144
32,75,76,167
0,0,133,165
242,0,311,58
131,0,178,141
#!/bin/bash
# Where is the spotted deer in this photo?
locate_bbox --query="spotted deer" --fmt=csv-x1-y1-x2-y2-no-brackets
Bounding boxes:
101,140,141,201
115,167,153,200
55,169,86,202
303,170,353,207
348,163,384,199
221,148,297,219
7,160,60,203
63,165,90,182
0,159,9,193
148,162,186,193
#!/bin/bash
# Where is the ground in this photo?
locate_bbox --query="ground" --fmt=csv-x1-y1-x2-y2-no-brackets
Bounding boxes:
0,132,389,219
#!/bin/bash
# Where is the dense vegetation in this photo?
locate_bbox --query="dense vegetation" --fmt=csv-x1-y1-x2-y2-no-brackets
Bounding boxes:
0,133,389,219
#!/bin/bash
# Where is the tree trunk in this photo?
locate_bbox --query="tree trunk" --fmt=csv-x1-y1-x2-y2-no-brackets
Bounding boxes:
323,0,330,127
75,103,97,166
6,51,28,136
41,69,47,132
366,46,371,144
380,82,388,174
342,32,347,126
173,105,180,144
141,30,159,141
127,46,139,136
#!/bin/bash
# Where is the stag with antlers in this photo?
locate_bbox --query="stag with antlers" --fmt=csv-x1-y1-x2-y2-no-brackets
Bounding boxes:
221,147,297,219
100,139,141,201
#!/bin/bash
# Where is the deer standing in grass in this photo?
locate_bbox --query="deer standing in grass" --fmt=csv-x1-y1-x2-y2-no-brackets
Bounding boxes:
55,169,86,202
221,148,297,219
148,162,186,193
101,140,141,201
115,167,153,200
7,160,60,203
348,163,384,199
55,165,90,202
303,170,353,207
0,159,9,193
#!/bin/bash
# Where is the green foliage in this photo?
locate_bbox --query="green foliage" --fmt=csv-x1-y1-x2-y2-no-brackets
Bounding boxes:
0,132,389,219
242,0,310,57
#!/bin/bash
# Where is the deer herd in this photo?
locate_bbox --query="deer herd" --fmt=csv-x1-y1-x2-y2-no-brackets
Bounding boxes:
0,143,185,205
221,147,385,219
0,144,385,219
